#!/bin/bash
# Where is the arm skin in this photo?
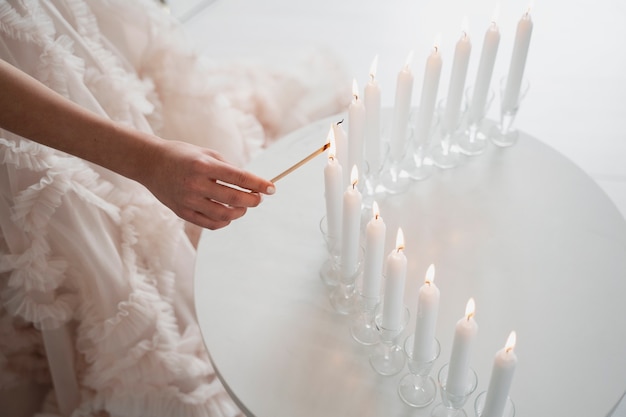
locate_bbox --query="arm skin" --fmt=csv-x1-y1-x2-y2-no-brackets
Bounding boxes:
0,59,276,230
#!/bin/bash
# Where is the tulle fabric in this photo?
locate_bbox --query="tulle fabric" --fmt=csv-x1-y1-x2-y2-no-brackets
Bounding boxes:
0,0,350,416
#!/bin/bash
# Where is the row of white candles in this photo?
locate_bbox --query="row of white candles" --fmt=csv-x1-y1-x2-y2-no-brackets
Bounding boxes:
341,7,533,185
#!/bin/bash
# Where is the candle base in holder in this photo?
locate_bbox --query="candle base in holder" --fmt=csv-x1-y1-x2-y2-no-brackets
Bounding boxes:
369,307,410,376
430,133,462,169
431,363,478,417
329,248,364,315
457,121,489,156
490,77,529,148
398,336,441,408
406,146,434,181
318,216,340,287
350,293,381,346
474,391,515,417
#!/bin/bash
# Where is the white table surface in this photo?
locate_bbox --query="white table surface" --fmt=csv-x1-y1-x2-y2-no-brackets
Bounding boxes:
194,111,626,417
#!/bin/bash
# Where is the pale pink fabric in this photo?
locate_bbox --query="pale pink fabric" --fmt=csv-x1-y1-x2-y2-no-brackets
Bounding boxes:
0,1,349,416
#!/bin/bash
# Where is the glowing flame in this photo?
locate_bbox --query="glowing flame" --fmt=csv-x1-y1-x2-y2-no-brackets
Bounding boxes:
369,55,379,81
425,263,435,285
505,331,517,353
352,78,359,100
395,228,405,252
491,3,501,25
465,298,476,320
404,50,414,71
433,33,442,53
372,201,380,220
327,126,336,160
461,16,469,37
350,165,359,188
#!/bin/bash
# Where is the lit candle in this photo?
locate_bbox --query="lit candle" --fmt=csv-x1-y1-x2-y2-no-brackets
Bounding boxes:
332,120,349,188
348,79,366,179
446,298,478,397
415,39,443,145
340,166,362,278
481,332,518,417
411,264,440,363
443,18,472,133
324,126,343,249
381,228,407,331
501,8,533,112
364,55,382,174
468,9,501,123
389,51,414,161
362,201,386,303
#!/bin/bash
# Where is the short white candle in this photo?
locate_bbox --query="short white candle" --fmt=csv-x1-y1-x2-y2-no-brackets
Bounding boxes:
468,16,501,123
415,40,443,145
443,19,472,133
332,120,349,188
362,201,386,302
446,298,478,397
340,166,362,278
481,332,518,417
501,9,533,112
411,264,440,363
389,51,414,161
364,55,382,174
348,79,366,178
381,228,407,331
323,127,343,249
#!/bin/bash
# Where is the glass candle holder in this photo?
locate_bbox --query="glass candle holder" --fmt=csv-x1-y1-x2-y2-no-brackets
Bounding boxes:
406,109,438,181
350,290,381,346
489,77,530,148
457,86,495,156
431,363,478,417
329,247,364,315
369,306,410,376
398,335,441,408
319,216,340,287
430,99,463,169
380,123,413,195
474,391,515,417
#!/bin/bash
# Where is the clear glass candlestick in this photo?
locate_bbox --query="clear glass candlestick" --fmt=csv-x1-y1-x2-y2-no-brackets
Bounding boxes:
489,77,530,148
329,248,364,315
318,216,340,287
369,307,410,376
406,111,438,181
398,336,441,408
431,363,478,417
474,391,515,417
430,100,463,169
380,125,413,195
350,291,381,346
457,86,495,156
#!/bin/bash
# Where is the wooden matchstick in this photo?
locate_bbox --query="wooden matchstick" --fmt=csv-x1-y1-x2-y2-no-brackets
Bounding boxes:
270,142,330,183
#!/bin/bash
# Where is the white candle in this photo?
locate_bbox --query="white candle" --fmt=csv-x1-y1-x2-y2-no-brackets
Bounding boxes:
362,201,386,301
411,264,440,363
340,166,362,278
415,41,443,145
501,9,533,112
381,228,407,331
468,17,501,123
324,127,343,249
348,79,366,179
446,298,478,397
364,55,382,174
390,51,414,161
332,120,349,188
443,19,472,133
481,332,518,417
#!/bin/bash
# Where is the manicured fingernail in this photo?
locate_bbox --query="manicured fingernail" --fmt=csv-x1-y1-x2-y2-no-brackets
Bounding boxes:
266,185,276,195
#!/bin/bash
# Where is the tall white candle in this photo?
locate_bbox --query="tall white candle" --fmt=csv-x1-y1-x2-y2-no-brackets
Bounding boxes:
364,55,382,174
415,41,443,145
501,9,533,112
381,228,407,331
390,51,414,161
348,79,366,178
340,166,362,278
332,120,349,188
411,264,440,363
443,20,472,133
468,18,501,123
323,127,343,250
446,298,478,397
362,201,386,302
481,332,518,417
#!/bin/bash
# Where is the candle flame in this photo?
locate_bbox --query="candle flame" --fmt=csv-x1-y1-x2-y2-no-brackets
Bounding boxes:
350,165,359,188
352,78,359,101
465,298,476,320
425,263,435,285
369,55,378,81
395,228,405,252
461,16,469,37
505,331,517,353
433,33,442,53
372,201,380,220
526,0,533,15
404,50,414,70
491,3,501,25
327,126,336,160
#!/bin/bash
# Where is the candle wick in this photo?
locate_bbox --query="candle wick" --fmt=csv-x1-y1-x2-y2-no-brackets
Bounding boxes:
337,118,344,126
375,213,379,220
466,312,474,321
505,346,514,354
425,280,431,286
369,73,375,83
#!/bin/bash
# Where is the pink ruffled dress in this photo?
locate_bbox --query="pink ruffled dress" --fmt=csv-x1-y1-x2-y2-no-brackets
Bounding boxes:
0,1,349,416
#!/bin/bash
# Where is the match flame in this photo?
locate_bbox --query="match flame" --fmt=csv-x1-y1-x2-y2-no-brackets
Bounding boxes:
395,228,405,252
465,298,476,320
505,331,517,353
425,263,435,285
327,126,336,160
350,165,359,188
372,201,380,220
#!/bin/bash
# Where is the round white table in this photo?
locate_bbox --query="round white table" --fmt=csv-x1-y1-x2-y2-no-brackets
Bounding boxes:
194,112,626,417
